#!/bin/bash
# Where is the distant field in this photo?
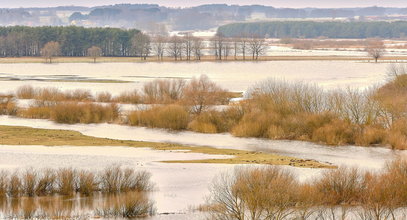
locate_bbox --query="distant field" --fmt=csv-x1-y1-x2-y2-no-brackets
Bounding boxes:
1,55,407,63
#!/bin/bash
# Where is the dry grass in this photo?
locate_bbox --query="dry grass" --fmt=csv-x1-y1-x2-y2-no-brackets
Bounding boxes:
0,125,331,168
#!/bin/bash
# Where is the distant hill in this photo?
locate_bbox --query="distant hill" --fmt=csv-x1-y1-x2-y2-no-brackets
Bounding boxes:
217,21,407,39
2,4,407,31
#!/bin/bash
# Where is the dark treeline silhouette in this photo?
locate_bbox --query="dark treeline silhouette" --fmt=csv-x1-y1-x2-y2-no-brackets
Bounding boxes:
218,21,407,39
0,26,140,57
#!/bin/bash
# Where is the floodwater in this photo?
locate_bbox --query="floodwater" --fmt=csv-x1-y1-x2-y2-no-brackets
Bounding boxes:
0,61,389,96
0,116,403,171
0,59,401,219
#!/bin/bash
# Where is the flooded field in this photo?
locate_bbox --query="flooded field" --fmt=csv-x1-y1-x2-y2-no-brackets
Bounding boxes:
0,61,389,95
0,60,402,219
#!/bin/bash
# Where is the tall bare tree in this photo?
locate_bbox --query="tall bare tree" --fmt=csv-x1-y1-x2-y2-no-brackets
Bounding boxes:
240,37,249,60
87,46,102,63
132,33,151,60
183,33,194,61
152,35,167,61
168,36,183,61
41,41,60,63
192,37,204,60
248,36,266,60
212,34,225,60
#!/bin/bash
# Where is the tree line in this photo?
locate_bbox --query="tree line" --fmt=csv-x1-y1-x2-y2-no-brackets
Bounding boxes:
0,26,139,57
217,21,407,39
0,26,269,61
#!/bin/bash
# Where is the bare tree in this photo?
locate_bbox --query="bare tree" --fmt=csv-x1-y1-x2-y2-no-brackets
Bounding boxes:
239,34,249,60
152,35,167,61
248,36,266,60
87,46,102,63
182,75,228,114
132,33,151,60
192,37,204,60
183,33,194,61
168,36,183,61
231,38,240,60
212,34,225,60
41,41,60,63
366,38,385,63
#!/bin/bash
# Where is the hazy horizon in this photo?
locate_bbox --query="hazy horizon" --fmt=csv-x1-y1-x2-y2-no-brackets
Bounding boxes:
2,0,406,9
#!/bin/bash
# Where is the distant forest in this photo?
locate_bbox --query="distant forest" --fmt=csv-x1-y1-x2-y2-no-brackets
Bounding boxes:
0,26,139,57
217,21,407,39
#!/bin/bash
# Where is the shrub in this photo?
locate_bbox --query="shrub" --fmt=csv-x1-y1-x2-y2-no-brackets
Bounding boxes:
95,192,155,218
22,169,38,197
77,170,97,196
182,75,229,114
96,92,113,103
0,171,8,197
312,119,355,145
16,85,35,99
143,79,186,104
355,126,386,146
51,102,119,124
113,90,141,104
128,105,189,130
35,169,56,196
56,168,77,196
0,95,17,115
19,106,52,119
100,166,153,193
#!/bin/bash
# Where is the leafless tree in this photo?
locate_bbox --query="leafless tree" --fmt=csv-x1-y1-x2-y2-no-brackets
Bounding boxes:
192,37,204,60
168,36,183,61
41,41,60,63
248,36,266,60
132,33,151,60
212,34,225,60
152,35,167,61
183,33,194,61
87,46,102,63
365,38,385,63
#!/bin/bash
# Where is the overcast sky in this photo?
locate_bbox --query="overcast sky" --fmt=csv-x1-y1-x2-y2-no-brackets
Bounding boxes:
1,0,406,8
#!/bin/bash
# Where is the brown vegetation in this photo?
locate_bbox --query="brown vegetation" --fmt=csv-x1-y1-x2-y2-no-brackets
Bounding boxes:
8,71,407,149
19,102,119,124
0,167,152,198
207,159,407,220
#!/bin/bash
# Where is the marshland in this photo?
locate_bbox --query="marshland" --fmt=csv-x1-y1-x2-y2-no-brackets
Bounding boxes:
2,3,407,220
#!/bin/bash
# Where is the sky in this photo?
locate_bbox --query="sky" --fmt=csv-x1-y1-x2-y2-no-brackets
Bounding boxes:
1,0,407,9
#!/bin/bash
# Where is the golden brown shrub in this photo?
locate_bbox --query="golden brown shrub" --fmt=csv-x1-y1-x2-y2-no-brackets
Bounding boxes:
312,119,355,145
128,105,189,130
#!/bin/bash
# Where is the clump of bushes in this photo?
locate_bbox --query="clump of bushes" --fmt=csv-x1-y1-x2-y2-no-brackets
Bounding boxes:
207,159,407,220
0,166,152,198
128,105,189,130
0,95,17,115
19,102,119,124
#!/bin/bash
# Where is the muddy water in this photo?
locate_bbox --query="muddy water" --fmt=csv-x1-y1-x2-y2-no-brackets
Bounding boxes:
0,61,388,95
